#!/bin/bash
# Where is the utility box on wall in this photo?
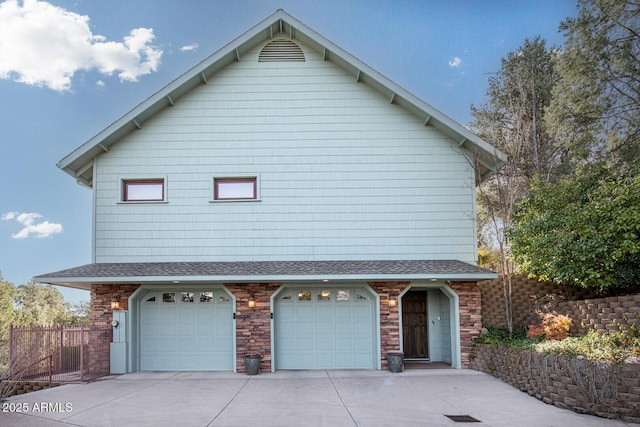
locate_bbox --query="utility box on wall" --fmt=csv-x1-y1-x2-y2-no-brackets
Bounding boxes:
110,310,128,374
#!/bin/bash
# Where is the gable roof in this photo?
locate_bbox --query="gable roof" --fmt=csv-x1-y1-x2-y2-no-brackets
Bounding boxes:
58,9,505,187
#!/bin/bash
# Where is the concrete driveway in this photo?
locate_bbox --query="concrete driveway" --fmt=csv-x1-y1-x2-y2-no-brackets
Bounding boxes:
1,369,637,427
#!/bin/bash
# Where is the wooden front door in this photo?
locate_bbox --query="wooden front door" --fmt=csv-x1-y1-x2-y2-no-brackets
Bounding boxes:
402,291,428,359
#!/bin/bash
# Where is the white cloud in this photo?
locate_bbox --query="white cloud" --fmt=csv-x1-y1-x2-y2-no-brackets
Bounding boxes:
180,43,199,52
0,0,163,92
2,212,63,239
448,56,462,68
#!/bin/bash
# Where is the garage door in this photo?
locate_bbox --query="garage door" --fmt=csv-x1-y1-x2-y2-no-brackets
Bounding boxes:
275,287,376,369
140,289,233,370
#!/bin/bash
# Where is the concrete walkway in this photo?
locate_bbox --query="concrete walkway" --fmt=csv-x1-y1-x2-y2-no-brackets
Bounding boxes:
1,369,638,427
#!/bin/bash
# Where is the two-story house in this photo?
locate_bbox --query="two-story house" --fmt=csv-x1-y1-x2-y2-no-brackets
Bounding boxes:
36,10,504,376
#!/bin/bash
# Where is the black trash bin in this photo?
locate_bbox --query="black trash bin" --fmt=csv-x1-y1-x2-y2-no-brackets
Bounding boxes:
386,352,404,373
244,354,261,375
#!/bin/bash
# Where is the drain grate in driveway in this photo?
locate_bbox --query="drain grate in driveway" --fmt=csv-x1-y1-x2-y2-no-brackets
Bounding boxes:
445,415,481,423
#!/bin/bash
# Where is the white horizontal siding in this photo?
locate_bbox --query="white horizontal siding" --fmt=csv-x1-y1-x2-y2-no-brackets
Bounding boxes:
93,39,478,264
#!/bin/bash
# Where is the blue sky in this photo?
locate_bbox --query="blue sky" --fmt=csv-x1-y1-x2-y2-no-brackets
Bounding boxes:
0,0,577,303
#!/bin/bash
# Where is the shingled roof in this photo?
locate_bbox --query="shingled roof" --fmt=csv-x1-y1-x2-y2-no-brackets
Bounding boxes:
35,260,496,288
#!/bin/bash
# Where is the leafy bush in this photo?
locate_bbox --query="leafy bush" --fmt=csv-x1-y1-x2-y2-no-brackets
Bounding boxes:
527,311,572,341
475,326,640,364
536,329,640,363
475,326,532,349
510,167,640,292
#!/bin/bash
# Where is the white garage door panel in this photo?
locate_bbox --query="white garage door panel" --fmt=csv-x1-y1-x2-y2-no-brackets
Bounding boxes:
275,287,375,370
140,290,233,371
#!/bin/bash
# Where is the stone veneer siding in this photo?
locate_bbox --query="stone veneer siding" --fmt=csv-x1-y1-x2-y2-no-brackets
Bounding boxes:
369,282,409,369
225,283,280,373
88,284,140,377
449,282,482,368
471,344,640,422
87,280,482,375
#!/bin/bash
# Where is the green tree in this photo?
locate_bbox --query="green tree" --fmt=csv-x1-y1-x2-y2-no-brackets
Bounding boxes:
473,36,562,180
0,276,16,374
13,282,68,326
471,37,559,331
510,164,640,292
0,276,15,331
547,0,640,171
57,301,90,326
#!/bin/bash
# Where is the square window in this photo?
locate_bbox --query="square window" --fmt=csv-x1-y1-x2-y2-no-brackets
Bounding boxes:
214,177,257,200
123,179,164,202
162,292,175,303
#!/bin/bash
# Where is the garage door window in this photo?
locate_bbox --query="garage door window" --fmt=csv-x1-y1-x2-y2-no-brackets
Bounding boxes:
163,293,175,303
337,290,350,301
317,290,331,301
298,290,311,301
181,292,195,303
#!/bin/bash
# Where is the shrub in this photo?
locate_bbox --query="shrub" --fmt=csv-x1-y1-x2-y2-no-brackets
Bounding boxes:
475,326,532,349
536,329,640,363
475,326,640,364
527,311,572,341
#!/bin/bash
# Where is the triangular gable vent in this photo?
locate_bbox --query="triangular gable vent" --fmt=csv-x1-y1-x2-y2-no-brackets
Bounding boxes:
259,39,305,62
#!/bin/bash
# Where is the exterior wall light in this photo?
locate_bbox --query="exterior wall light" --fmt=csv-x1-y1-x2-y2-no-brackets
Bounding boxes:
111,296,121,310
248,295,256,308
388,294,397,307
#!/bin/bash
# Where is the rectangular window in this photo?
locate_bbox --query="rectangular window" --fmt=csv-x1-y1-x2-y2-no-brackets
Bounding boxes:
200,292,213,303
123,179,164,202
317,290,331,301
214,177,257,200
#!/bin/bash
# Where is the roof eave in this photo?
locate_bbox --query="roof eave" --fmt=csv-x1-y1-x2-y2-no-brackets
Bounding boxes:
35,271,498,288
